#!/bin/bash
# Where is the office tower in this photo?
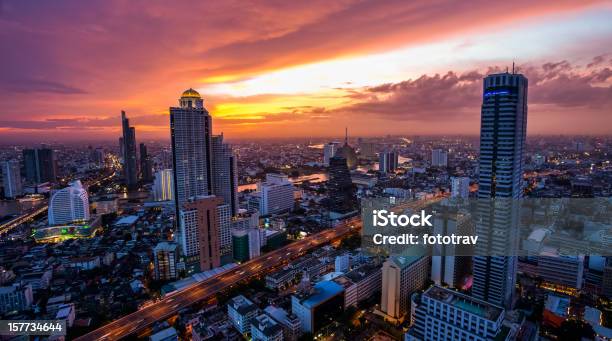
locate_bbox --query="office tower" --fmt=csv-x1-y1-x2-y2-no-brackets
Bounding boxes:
258,174,294,215
212,134,239,217
381,255,430,320
327,156,358,215
2,160,22,198
537,249,585,290
170,89,213,214
379,149,399,173
450,176,470,199
292,281,344,333
120,111,138,188
139,143,153,183
406,286,508,341
431,149,448,167
48,180,90,225
22,148,57,183
473,72,528,309
335,128,357,169
228,295,259,336
153,169,174,201
93,147,105,166
250,314,284,341
153,242,178,280
323,142,339,166
232,227,261,262
179,195,222,272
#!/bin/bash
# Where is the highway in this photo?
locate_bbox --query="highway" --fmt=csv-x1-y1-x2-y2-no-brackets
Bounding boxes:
75,197,441,341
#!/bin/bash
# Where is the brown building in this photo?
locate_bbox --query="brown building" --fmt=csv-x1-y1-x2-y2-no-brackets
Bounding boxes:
180,196,222,271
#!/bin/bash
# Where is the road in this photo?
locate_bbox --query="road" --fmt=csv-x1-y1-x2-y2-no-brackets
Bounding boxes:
75,197,441,341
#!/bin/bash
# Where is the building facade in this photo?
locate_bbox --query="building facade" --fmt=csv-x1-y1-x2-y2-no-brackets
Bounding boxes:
121,111,138,188
2,160,22,198
258,174,294,215
179,196,222,272
48,180,90,225
381,255,430,320
212,134,239,217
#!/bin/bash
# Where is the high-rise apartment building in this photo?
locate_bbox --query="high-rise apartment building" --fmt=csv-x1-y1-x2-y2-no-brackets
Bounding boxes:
121,111,138,188
431,149,448,167
23,147,57,184
379,150,399,173
258,174,294,215
139,143,153,183
212,134,238,217
179,195,222,272
327,156,358,215
406,286,509,341
380,255,430,320
170,89,213,214
2,160,22,198
473,72,528,309
48,180,90,225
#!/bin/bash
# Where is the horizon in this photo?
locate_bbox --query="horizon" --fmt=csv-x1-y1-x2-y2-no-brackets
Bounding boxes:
1,1,611,141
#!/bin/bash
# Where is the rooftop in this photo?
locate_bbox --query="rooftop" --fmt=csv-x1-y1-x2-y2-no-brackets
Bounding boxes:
298,281,344,309
424,286,503,321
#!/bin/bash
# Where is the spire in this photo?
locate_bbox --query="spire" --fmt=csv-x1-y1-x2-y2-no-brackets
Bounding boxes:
512,60,515,74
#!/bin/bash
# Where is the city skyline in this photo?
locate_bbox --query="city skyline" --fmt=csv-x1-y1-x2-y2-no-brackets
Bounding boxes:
0,1,611,142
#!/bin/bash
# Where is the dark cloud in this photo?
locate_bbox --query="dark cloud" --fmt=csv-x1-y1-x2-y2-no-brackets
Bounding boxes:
2,79,87,94
334,61,612,121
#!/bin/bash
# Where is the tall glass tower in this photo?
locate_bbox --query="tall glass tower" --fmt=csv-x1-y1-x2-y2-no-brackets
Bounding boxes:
473,71,527,309
121,111,138,189
170,88,213,211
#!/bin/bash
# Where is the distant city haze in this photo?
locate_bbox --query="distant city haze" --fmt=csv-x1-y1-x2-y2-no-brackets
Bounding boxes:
0,1,611,142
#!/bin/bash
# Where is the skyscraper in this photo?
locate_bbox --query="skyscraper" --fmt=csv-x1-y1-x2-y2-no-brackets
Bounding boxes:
2,160,22,198
139,143,153,183
212,134,238,217
327,156,358,216
179,195,222,272
23,148,57,184
48,180,90,225
379,149,399,173
153,169,174,201
472,71,527,309
431,149,448,167
170,89,213,213
121,111,138,189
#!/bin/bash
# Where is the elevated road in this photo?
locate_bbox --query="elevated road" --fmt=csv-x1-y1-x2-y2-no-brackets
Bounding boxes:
76,197,441,340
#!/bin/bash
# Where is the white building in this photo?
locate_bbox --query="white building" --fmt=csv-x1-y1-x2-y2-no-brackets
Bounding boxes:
334,254,350,273
0,283,33,314
336,264,382,309
153,169,174,201
258,174,294,215
48,180,90,225
2,160,22,198
264,306,302,341
251,314,284,341
153,242,178,281
228,295,259,336
450,176,470,199
431,149,448,167
381,255,429,320
406,286,509,341
323,142,339,166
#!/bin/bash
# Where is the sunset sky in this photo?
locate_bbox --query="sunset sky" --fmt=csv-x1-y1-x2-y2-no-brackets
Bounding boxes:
0,0,611,142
